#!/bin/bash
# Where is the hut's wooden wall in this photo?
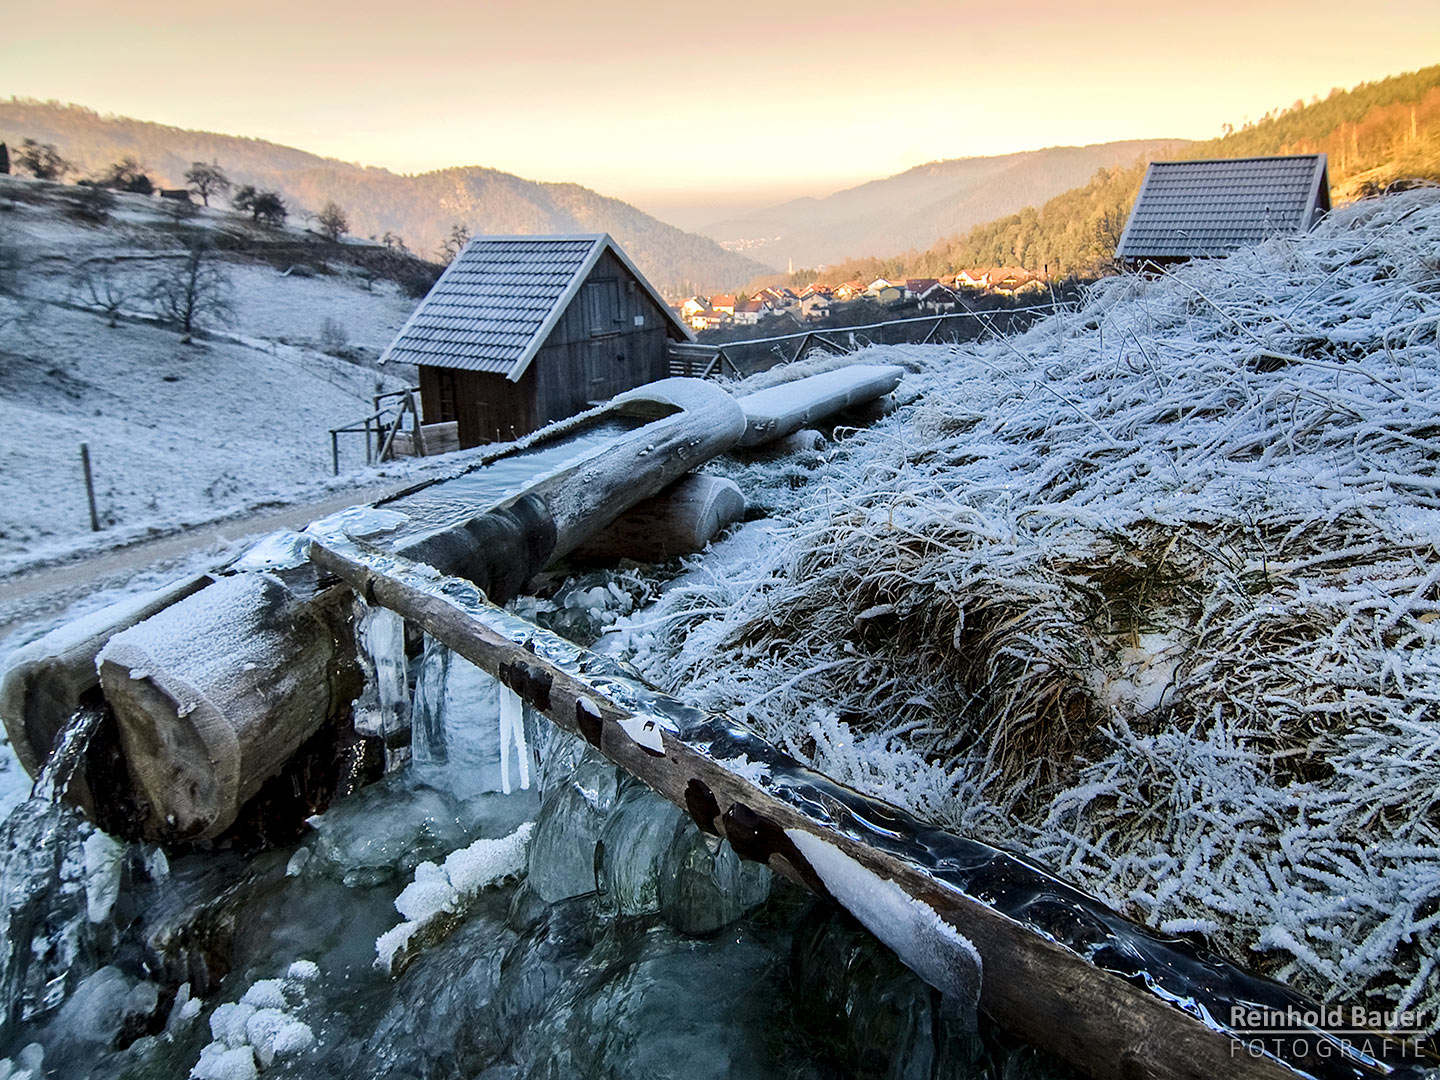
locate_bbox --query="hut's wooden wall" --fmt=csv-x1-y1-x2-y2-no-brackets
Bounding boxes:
530,249,672,428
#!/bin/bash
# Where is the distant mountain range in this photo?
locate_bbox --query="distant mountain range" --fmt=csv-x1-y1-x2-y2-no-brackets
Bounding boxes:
0,101,770,292
700,139,1189,269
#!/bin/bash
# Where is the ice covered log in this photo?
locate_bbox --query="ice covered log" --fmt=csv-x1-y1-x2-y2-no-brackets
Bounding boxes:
571,474,745,562
737,364,904,447
96,573,358,842
0,573,213,813
395,378,747,599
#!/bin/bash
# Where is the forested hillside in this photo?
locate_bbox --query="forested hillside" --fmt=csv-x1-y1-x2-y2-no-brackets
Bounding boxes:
700,139,1185,268
775,65,1440,287
0,101,770,291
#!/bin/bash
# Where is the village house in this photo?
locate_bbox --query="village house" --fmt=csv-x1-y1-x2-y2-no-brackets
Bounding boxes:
709,293,737,316
800,294,832,321
1116,154,1331,266
834,280,865,301
990,269,1045,296
916,282,961,312
381,233,692,447
904,278,939,301
732,296,768,326
956,269,991,290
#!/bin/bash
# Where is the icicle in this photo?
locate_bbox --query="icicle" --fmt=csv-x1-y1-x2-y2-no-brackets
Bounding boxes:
496,685,530,794
498,685,521,795
514,700,531,791
360,606,410,751
410,635,450,765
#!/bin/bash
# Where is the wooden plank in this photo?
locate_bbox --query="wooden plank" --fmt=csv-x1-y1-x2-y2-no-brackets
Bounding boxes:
306,537,1423,1080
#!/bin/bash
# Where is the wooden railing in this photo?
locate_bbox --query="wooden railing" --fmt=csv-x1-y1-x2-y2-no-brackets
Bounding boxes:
669,302,1066,379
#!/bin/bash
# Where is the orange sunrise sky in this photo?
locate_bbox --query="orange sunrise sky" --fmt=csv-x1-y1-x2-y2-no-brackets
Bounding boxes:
3,0,1437,217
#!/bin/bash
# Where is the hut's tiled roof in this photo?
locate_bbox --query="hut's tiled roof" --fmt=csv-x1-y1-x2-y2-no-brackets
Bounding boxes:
381,234,690,379
1116,155,1330,261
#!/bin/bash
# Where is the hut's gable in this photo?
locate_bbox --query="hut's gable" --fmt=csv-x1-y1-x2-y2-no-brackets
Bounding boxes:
381,234,690,380
1116,155,1331,263
385,234,692,448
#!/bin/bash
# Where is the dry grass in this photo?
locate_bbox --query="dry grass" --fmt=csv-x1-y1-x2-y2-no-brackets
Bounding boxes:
612,190,1440,1025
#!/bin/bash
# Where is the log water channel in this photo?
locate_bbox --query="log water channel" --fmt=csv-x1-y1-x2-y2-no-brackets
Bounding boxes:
0,373,1432,1080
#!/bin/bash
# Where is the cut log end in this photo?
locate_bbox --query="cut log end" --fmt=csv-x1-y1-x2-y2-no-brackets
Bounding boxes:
97,574,355,843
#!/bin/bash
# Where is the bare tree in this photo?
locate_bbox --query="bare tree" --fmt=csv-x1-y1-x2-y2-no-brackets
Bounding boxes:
0,217,36,330
184,161,231,207
15,140,70,181
149,238,233,343
98,157,153,194
437,223,470,264
316,201,349,242
70,259,130,327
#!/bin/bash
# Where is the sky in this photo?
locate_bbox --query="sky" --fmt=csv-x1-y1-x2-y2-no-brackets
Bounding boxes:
3,0,1438,223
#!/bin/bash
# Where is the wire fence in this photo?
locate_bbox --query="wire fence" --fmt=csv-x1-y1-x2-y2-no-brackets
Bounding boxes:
668,301,1069,379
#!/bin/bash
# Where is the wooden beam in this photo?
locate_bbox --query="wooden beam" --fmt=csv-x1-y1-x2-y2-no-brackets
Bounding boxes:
306,536,1425,1080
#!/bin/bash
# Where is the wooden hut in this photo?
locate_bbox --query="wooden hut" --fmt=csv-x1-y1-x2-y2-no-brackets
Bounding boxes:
1116,154,1331,267
381,234,693,447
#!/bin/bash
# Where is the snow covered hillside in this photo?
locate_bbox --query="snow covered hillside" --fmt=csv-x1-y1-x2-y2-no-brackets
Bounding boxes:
0,177,421,569
608,190,1440,1025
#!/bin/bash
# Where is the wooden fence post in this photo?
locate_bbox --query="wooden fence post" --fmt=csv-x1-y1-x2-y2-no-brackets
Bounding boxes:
80,443,100,532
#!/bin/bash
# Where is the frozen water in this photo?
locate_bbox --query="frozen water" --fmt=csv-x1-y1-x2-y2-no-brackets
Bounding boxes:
592,778,770,930
358,606,409,750
525,749,620,904
788,828,982,1031
410,634,450,765
594,779,682,918
658,815,771,936
497,684,530,795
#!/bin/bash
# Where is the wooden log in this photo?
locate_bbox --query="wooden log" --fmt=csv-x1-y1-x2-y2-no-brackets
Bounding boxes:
0,573,213,811
738,364,905,447
306,535,1430,1080
4,378,745,839
571,474,745,561
96,573,358,843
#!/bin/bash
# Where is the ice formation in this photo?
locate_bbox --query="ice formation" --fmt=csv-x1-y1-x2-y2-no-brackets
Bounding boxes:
497,684,531,794
375,822,535,972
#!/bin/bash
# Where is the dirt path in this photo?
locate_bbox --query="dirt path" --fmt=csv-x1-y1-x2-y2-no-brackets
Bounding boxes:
0,481,406,642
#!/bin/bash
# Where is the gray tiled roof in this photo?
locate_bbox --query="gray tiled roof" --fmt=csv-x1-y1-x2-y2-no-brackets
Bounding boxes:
1116,155,1330,260
381,234,689,378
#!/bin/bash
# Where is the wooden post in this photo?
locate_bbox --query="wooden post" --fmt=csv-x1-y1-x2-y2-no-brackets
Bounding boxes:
407,392,427,458
330,430,340,476
80,443,100,532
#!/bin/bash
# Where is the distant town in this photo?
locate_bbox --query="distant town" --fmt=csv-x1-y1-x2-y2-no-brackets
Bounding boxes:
667,268,1048,334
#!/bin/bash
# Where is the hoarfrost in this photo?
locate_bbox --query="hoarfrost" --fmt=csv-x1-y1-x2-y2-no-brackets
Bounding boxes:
607,190,1440,1029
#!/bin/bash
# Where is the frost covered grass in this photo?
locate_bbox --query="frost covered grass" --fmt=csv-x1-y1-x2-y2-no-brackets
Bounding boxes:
608,191,1440,1026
